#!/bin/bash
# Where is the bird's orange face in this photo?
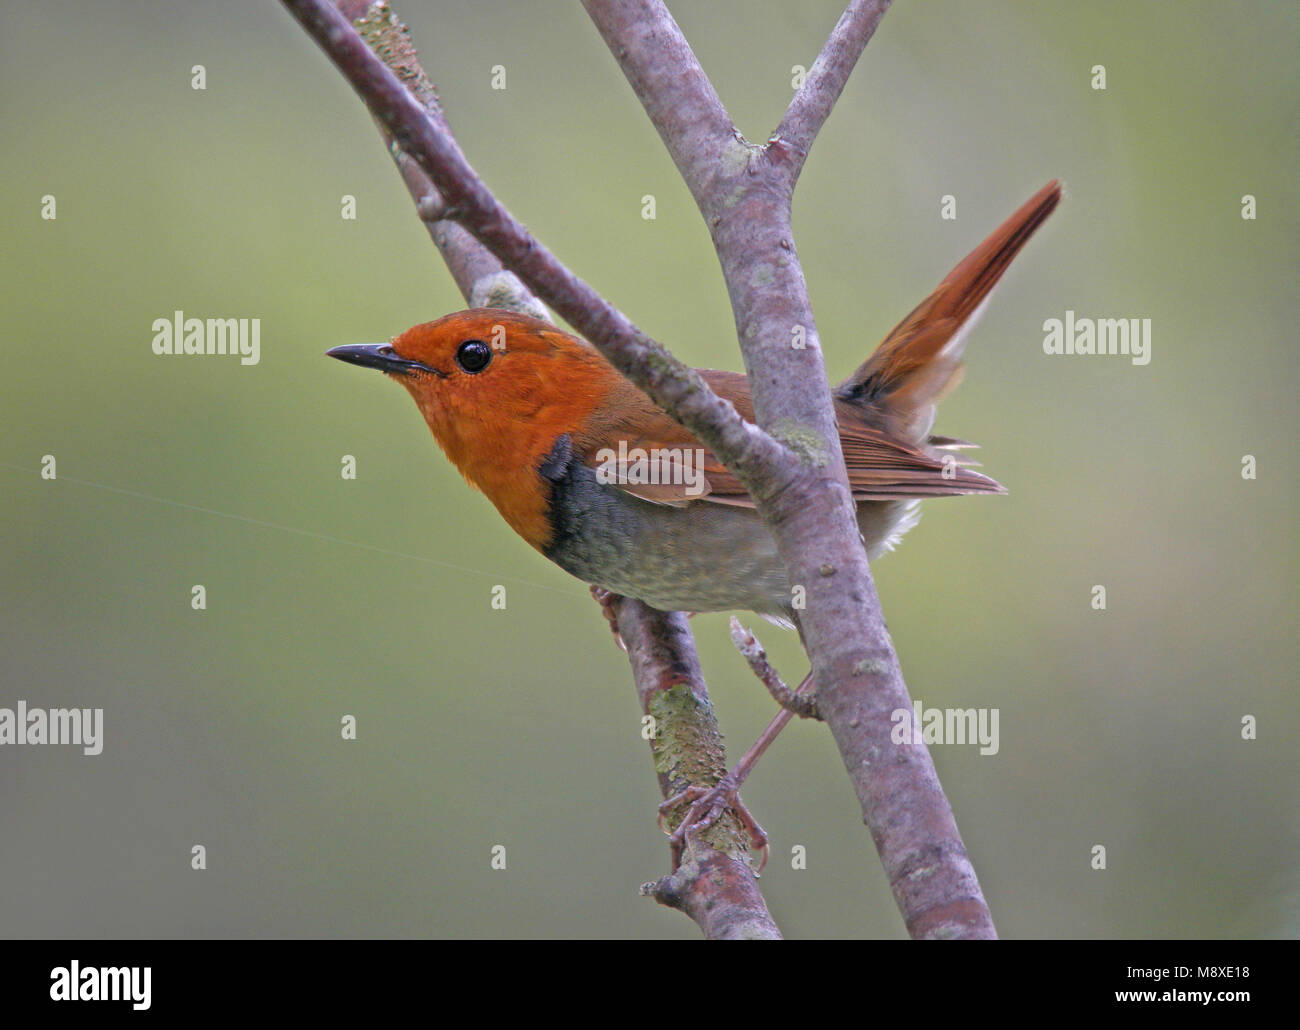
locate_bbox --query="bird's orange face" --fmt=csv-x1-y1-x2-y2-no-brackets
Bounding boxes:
333,309,624,549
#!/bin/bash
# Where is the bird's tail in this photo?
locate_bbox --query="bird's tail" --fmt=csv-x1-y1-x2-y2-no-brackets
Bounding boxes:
836,180,1062,445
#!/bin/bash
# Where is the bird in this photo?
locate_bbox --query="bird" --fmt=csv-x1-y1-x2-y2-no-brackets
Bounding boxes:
328,181,1059,625
327,180,1060,863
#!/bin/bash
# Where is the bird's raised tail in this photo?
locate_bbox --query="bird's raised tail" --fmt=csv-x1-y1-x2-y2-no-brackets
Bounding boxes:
836,180,1062,446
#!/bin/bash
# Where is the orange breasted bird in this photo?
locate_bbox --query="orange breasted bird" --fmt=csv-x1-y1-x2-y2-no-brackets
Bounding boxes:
327,181,1060,626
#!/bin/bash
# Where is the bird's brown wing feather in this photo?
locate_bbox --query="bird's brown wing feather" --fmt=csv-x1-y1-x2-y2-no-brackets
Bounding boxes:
575,370,1001,508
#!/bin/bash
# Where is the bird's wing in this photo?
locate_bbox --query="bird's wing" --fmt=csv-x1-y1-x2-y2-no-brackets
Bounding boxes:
573,370,1001,508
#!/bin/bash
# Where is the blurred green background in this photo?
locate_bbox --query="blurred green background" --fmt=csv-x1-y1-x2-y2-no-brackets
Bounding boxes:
2,0,1296,939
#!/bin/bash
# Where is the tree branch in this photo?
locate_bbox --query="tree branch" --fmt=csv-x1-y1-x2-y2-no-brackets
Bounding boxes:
580,0,997,939
320,0,779,939
617,599,782,939
339,0,548,315
774,0,893,181
580,0,738,209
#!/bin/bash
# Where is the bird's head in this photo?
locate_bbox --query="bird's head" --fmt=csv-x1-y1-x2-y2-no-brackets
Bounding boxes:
328,308,624,547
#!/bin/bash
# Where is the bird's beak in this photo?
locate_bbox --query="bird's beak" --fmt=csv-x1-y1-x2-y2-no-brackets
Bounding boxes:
326,343,441,377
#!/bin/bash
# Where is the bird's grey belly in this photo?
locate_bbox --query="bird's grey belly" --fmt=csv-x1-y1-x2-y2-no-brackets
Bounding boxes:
543,455,917,616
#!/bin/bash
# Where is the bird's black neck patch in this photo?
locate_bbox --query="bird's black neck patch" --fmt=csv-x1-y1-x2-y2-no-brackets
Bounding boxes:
537,433,574,483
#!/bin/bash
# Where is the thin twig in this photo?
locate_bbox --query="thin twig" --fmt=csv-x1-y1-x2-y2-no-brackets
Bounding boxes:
729,618,821,720
773,0,893,179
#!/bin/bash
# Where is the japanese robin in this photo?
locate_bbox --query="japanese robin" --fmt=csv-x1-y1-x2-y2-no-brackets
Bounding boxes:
327,181,1060,625
328,181,1060,862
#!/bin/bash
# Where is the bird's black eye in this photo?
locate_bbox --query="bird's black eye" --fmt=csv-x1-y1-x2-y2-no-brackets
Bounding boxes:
455,339,493,374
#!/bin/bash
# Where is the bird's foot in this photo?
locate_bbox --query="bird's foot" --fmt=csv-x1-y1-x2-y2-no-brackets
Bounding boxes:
658,772,769,873
589,585,627,652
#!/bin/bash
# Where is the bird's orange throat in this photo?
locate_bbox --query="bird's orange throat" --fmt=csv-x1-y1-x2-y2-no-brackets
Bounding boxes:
392,347,622,553
393,377,549,551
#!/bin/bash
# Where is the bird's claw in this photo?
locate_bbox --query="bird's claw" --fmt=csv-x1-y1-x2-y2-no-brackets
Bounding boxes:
589,585,627,652
658,775,769,873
